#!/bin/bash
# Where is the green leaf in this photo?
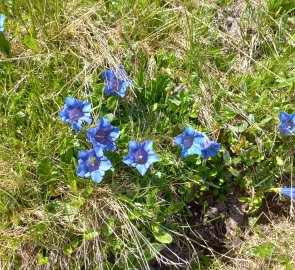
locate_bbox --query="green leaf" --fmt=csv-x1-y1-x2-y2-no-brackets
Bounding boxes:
63,245,73,255
0,32,10,55
31,223,47,235
238,197,249,203
61,148,74,164
152,225,173,244
36,253,48,265
279,254,293,270
178,186,186,194
277,77,295,88
276,156,284,166
84,229,100,241
147,193,154,206
200,185,207,191
102,218,115,237
83,186,93,198
166,202,185,215
69,180,78,196
23,35,39,52
245,243,275,258
223,150,232,166
37,159,56,183
154,231,173,244
214,94,222,112
229,167,240,177
231,121,248,133
258,117,273,126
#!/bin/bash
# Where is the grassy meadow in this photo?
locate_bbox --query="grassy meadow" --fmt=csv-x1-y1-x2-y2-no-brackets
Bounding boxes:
0,0,294,269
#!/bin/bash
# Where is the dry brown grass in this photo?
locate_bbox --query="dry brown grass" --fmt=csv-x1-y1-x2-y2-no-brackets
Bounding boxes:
210,216,295,270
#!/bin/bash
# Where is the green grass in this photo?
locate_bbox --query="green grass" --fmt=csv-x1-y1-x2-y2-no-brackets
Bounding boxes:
0,0,294,269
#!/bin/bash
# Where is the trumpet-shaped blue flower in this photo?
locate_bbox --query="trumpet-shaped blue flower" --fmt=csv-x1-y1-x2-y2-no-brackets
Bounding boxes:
278,112,295,135
102,67,131,98
200,141,221,159
175,126,209,158
59,97,92,132
123,140,160,176
76,147,112,183
0,14,6,32
86,118,120,151
175,126,221,159
279,187,295,200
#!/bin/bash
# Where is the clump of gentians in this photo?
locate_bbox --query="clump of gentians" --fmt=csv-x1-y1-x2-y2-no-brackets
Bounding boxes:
58,75,225,184
86,118,120,151
76,147,112,183
175,126,221,159
123,140,160,176
59,97,92,132
0,14,6,32
278,112,295,135
102,67,131,98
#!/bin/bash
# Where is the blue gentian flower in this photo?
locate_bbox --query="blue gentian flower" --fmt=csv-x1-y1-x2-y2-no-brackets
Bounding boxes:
200,141,221,159
76,147,112,183
175,126,210,158
278,187,295,200
86,118,120,151
102,67,131,98
123,140,160,176
59,97,92,132
278,112,295,135
0,14,6,32
175,126,221,159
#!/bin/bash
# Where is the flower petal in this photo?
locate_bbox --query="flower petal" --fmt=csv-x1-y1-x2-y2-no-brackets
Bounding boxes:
280,112,292,122
0,15,6,29
81,115,92,125
100,159,112,171
110,129,120,139
117,89,126,98
101,118,110,127
102,70,115,81
279,126,292,135
94,147,104,157
194,133,208,144
104,84,114,95
65,96,76,106
78,150,89,160
91,171,104,183
123,153,134,165
143,140,153,152
59,109,67,121
201,141,221,159
280,112,289,121
189,143,202,155
82,102,92,113
119,66,127,77
181,148,188,158
175,135,184,145
185,126,196,136
136,164,149,176
86,128,96,138
280,188,295,200
72,122,82,132
128,141,139,151
147,153,160,164
76,164,87,177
